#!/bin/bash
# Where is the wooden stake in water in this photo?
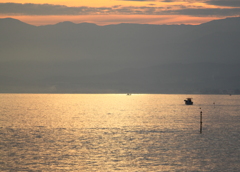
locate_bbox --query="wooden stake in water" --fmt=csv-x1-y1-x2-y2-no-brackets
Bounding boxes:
200,111,203,134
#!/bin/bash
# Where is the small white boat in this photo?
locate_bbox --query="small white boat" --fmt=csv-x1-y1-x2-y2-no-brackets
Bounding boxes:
184,98,193,105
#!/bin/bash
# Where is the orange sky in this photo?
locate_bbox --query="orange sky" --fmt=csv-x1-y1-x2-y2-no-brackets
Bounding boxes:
0,0,239,25
1,15,221,26
0,0,184,7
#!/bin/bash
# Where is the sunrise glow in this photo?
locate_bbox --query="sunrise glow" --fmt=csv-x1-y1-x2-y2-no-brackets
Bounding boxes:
1,0,240,25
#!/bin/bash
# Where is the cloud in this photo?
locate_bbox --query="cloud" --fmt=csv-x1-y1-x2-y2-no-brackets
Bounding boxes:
161,0,203,3
205,0,240,7
162,0,175,2
170,7,240,16
0,3,166,15
121,0,155,1
0,3,90,15
1,2,240,17
0,3,153,16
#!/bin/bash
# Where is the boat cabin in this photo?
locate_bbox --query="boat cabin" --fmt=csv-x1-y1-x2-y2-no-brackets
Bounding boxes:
184,98,193,105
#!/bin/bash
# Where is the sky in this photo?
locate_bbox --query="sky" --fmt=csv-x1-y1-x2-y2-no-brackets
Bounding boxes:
0,0,240,25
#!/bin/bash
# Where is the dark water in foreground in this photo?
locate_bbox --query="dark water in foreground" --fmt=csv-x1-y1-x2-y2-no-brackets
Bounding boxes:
1,94,240,171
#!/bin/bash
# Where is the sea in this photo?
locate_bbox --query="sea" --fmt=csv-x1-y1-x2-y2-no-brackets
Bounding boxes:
0,94,240,172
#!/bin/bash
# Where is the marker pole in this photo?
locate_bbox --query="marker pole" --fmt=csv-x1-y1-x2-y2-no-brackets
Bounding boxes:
200,111,202,134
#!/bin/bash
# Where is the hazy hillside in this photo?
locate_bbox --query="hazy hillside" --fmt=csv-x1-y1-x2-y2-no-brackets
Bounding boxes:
0,17,240,93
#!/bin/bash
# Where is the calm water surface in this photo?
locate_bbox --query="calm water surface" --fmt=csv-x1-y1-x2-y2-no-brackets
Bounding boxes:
0,94,240,171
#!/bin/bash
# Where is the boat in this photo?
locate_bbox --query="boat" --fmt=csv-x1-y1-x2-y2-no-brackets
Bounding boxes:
184,98,193,105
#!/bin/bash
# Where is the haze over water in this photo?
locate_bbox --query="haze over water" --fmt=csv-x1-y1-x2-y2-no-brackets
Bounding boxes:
1,94,240,171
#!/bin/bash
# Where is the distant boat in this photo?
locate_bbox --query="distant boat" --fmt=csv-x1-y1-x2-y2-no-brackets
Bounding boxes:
184,98,193,105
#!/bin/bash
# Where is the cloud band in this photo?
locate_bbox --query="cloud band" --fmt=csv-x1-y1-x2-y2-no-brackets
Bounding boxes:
0,2,240,17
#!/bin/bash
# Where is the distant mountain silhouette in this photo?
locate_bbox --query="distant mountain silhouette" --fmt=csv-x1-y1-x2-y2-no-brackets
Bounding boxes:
0,17,240,93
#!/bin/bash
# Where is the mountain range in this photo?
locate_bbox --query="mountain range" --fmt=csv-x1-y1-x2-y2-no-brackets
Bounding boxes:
0,17,240,93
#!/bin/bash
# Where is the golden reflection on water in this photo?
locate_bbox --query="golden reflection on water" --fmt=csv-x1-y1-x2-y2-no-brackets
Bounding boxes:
1,94,240,171
1,94,202,130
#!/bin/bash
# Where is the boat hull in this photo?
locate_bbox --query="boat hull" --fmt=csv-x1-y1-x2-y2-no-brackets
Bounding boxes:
184,99,193,105
185,102,193,105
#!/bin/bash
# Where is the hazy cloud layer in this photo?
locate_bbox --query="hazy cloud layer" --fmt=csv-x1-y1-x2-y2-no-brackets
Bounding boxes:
206,0,240,7
0,3,99,15
122,0,154,1
1,2,240,17
171,7,240,16
162,0,240,6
